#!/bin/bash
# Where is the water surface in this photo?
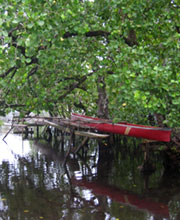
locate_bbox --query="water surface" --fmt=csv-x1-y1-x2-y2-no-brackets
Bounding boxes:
0,124,180,220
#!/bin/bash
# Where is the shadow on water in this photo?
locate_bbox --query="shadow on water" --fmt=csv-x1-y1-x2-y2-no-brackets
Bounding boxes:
0,127,180,219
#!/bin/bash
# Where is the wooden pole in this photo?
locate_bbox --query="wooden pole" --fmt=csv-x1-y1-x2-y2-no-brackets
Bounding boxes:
73,136,89,154
2,126,14,141
37,126,39,139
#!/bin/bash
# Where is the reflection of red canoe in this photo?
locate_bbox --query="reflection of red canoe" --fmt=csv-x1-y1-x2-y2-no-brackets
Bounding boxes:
72,178,170,219
71,113,171,142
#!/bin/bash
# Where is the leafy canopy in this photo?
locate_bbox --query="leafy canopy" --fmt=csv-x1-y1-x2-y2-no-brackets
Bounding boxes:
0,0,179,126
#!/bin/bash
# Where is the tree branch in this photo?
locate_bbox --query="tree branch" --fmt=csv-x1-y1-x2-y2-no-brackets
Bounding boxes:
0,66,17,78
8,25,40,65
7,67,17,85
8,24,23,37
63,30,110,39
85,30,110,37
27,65,39,78
63,30,138,46
58,71,94,100
0,100,25,109
57,76,81,83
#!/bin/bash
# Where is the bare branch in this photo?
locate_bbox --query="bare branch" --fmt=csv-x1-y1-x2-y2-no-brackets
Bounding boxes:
63,30,110,39
58,71,94,100
85,30,110,37
63,29,138,46
8,24,23,37
0,66,17,78
27,66,39,78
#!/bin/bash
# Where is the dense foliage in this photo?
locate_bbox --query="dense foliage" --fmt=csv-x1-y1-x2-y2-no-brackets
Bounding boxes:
0,0,179,126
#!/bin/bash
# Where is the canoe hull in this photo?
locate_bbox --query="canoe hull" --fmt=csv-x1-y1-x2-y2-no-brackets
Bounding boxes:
71,113,171,142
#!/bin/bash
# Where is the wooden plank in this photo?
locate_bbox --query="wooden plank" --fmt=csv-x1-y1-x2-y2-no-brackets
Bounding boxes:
60,119,92,129
30,119,109,139
141,139,159,144
4,123,28,127
9,118,109,139
74,131,109,138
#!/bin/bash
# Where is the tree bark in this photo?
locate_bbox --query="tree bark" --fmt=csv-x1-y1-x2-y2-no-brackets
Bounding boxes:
97,75,109,119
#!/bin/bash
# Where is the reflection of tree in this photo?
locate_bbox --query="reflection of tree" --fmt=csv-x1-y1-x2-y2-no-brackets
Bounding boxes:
1,137,180,220
92,139,180,219
0,155,68,219
97,140,114,181
0,141,115,219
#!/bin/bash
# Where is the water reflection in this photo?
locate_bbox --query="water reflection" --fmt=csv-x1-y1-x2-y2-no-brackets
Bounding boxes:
0,129,180,219
0,134,31,163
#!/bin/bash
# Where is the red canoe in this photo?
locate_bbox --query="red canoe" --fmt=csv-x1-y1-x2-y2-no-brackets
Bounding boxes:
71,113,171,142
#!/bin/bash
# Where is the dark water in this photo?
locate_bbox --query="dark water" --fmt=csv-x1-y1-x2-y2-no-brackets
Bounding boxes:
0,126,180,219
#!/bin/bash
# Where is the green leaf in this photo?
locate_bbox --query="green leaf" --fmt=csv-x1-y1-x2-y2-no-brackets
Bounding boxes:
37,20,44,26
0,18,3,26
25,38,31,47
172,98,180,105
27,23,34,29
26,58,31,63
2,31,8,37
